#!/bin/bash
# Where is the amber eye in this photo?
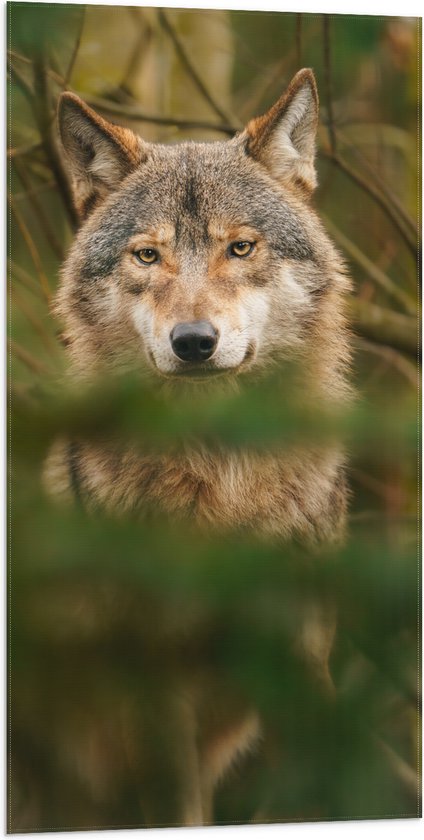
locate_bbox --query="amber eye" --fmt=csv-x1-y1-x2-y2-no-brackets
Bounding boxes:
229,241,255,258
134,248,159,265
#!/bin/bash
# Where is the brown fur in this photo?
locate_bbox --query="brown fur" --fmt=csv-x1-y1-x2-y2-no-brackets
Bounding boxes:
40,69,352,828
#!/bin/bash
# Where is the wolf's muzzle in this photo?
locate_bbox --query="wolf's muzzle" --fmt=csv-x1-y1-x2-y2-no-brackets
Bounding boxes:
170,320,218,362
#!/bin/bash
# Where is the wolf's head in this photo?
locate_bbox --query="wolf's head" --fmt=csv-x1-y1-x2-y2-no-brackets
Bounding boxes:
56,69,348,389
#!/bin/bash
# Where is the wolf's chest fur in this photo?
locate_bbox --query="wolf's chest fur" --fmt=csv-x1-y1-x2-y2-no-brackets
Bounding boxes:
47,440,347,545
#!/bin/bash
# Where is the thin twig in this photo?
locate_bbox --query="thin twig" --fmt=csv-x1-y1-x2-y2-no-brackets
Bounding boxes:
295,15,302,69
32,57,79,231
356,338,417,387
9,49,65,87
8,48,32,66
349,632,418,708
83,93,237,135
7,142,43,159
376,737,419,799
12,180,56,202
320,149,417,255
348,296,418,356
336,127,416,237
10,53,78,230
11,285,57,355
118,9,148,96
9,339,50,376
13,157,63,260
8,258,44,299
351,467,393,500
322,15,337,154
158,8,241,128
9,196,51,301
62,8,85,89
8,60,33,105
323,214,417,314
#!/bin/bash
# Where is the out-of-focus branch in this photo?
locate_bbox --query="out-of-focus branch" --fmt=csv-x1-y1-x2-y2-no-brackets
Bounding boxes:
9,196,51,301
12,180,56,202
32,58,79,232
356,338,417,386
376,737,419,800
62,8,85,89
83,93,237,135
10,53,78,231
336,127,416,238
8,142,43,158
349,634,418,708
8,59,33,104
9,258,44,299
295,15,302,68
11,285,57,354
238,49,298,120
322,16,337,154
9,339,51,376
158,9,241,128
348,297,418,356
13,157,63,260
323,214,417,315
9,50,65,87
320,148,417,255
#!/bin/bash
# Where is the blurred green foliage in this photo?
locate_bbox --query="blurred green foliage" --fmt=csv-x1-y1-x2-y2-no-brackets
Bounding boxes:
7,1,421,832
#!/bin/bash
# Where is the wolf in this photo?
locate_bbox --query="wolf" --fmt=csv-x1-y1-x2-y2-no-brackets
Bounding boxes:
41,68,351,828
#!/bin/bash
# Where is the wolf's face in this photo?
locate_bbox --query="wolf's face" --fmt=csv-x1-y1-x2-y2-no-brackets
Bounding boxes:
57,70,335,381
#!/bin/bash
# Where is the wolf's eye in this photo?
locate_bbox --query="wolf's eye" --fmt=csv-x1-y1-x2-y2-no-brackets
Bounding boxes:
229,241,255,258
134,248,159,265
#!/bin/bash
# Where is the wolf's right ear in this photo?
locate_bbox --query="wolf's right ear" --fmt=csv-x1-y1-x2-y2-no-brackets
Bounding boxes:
58,93,146,218
243,69,319,194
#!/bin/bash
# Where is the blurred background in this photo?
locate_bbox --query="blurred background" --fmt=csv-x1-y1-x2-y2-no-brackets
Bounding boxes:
8,2,421,832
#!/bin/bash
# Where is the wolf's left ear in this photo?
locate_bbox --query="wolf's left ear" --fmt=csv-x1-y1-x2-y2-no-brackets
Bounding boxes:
58,93,146,218
243,68,319,194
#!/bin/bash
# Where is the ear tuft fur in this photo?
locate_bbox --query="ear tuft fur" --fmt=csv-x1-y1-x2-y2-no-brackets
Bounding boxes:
58,93,146,218
244,68,319,194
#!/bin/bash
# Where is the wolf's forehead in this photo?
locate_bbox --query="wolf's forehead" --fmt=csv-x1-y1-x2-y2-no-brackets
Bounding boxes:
124,143,304,231
79,144,313,279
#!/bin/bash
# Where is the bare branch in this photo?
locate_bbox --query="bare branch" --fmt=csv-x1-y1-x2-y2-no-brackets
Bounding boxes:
13,157,63,260
9,339,51,376
8,142,43,159
336,127,416,238
295,15,302,68
323,214,417,315
356,338,417,387
8,59,33,104
12,180,56,202
10,53,78,230
9,258,44,299
9,196,51,301
32,58,79,231
320,149,417,255
62,8,86,89
82,93,237,135
348,296,418,356
158,9,241,129
322,15,337,154
376,737,419,800
11,285,58,355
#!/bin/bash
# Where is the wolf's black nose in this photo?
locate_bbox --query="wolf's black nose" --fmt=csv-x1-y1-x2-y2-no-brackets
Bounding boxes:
170,321,218,362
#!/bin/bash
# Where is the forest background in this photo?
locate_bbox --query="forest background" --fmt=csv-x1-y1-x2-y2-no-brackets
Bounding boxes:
7,1,421,832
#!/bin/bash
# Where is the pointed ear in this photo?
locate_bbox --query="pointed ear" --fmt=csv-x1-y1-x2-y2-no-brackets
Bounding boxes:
58,92,146,218
244,68,319,194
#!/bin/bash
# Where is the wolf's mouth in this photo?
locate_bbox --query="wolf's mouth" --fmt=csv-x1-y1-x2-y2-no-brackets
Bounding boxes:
148,343,256,381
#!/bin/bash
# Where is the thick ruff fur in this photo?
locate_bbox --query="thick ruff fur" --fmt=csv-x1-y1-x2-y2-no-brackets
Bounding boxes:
42,69,352,827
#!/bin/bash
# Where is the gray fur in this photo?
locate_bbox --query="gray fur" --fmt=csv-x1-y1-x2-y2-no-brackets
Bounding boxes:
75,140,314,284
